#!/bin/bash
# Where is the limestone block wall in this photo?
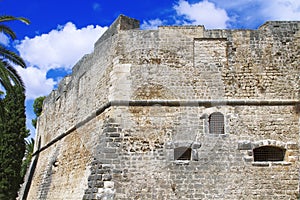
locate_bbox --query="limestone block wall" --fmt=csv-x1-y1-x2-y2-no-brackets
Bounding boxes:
24,109,111,200
20,15,300,200
112,21,299,101
81,106,299,199
36,23,119,148
36,19,300,143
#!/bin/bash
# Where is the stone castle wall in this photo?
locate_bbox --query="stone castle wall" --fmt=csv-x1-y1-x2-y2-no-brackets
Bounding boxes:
20,15,300,199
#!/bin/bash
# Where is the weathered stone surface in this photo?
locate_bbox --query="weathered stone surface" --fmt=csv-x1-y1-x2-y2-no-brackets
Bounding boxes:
19,15,300,200
238,140,252,150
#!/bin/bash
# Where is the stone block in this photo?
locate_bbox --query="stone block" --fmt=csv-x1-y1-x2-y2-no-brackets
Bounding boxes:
107,133,120,138
103,148,117,153
88,175,95,181
237,141,252,150
105,153,118,159
96,175,103,181
103,174,112,181
165,141,174,149
83,194,92,200
112,169,123,174
95,180,104,188
287,142,298,150
104,127,118,133
243,156,253,162
192,142,201,149
104,181,115,189
252,162,270,167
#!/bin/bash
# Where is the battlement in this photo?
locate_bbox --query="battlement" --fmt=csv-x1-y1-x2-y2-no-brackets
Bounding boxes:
259,20,300,30
95,15,140,46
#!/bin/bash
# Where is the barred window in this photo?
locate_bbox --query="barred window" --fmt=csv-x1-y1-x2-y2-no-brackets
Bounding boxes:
253,146,285,162
174,147,191,160
209,112,224,134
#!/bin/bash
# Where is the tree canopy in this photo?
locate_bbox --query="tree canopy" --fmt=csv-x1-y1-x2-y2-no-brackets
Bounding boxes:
32,96,46,128
0,15,29,93
0,86,28,200
0,14,30,200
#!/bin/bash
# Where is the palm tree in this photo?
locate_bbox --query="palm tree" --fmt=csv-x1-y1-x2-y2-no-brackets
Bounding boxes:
0,15,30,199
0,15,30,93
0,16,30,118
21,138,35,178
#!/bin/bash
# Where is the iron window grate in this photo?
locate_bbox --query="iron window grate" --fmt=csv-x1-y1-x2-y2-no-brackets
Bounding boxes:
253,146,285,162
209,112,224,134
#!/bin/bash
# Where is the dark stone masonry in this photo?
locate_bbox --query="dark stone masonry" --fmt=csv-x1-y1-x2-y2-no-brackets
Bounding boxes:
19,15,299,199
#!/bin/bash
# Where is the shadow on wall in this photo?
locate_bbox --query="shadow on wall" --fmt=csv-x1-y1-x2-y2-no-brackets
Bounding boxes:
21,138,61,200
22,139,41,200
36,146,61,199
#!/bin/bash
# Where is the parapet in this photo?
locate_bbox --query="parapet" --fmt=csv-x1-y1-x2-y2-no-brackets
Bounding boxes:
158,25,205,38
95,15,140,46
259,21,300,31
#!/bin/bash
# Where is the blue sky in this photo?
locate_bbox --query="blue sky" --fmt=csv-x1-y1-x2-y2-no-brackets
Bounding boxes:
1,0,300,138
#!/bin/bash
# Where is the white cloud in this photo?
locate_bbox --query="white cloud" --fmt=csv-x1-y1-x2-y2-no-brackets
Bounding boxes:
128,0,300,31
211,0,300,19
209,0,300,27
262,0,300,20
0,33,9,46
174,0,229,29
141,19,166,30
16,66,56,100
16,22,107,72
14,22,107,100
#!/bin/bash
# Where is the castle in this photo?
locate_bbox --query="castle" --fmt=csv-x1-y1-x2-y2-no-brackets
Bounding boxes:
19,15,299,199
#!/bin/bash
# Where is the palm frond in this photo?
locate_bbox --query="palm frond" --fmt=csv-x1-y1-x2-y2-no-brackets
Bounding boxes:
25,138,35,154
0,61,25,91
0,24,16,40
0,14,29,120
6,65,25,88
0,45,26,68
0,16,30,25
0,63,13,91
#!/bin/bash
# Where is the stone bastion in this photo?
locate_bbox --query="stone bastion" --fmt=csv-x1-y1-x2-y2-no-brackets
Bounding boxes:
19,15,300,199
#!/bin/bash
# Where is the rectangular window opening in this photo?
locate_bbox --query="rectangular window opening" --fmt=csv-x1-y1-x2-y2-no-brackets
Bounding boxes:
174,147,192,160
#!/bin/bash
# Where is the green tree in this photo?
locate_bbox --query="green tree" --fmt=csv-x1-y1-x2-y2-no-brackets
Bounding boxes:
0,15,30,200
31,96,46,128
0,16,29,91
0,16,29,118
20,138,34,178
0,86,28,200
20,95,45,187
